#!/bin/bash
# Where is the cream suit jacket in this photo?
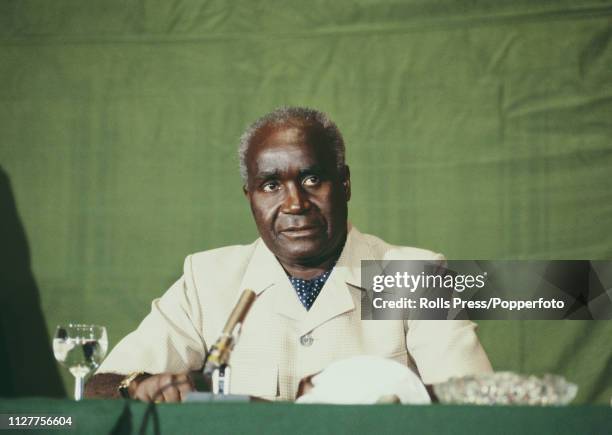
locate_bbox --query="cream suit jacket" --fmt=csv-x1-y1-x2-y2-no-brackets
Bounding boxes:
98,226,493,400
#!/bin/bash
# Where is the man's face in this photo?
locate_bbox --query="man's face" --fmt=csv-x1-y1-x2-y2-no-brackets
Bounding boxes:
244,123,350,267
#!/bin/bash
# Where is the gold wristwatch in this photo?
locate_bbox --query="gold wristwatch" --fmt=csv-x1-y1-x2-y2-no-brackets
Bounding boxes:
118,372,147,399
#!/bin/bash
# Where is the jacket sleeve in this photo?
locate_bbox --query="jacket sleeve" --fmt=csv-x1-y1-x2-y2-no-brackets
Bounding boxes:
404,252,493,384
96,256,206,375
405,318,493,384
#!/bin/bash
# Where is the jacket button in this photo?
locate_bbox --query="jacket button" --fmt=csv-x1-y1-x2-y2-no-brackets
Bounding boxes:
300,334,314,347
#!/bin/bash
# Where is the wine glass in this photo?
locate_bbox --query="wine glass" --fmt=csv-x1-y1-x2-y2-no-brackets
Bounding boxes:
53,324,108,401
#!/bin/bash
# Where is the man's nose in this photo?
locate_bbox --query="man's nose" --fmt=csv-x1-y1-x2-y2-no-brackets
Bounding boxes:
281,183,311,214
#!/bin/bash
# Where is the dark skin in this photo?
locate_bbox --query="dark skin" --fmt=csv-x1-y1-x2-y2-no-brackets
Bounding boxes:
243,123,351,279
84,121,351,402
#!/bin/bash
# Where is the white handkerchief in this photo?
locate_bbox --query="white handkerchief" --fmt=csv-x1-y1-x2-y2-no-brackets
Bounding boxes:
296,355,431,405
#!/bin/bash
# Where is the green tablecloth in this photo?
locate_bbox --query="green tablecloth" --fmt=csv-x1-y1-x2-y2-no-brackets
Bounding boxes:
0,399,610,435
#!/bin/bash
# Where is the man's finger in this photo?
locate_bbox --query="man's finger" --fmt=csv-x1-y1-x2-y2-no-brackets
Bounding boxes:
155,374,179,403
133,377,158,402
148,377,167,402
160,385,181,402
176,374,195,402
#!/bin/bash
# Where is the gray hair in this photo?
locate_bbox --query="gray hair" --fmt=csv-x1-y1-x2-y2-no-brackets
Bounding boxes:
238,106,346,182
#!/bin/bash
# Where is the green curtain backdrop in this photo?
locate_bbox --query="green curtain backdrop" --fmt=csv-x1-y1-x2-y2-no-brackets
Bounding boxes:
1,1,611,403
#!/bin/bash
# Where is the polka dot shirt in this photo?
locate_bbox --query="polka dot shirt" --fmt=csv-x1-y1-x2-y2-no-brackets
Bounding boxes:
288,270,332,310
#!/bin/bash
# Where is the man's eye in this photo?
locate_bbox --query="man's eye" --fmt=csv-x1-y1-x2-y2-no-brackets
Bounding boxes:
262,182,280,192
303,176,320,187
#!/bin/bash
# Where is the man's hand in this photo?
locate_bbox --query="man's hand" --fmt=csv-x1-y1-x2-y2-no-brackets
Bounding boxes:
131,373,195,403
296,373,317,400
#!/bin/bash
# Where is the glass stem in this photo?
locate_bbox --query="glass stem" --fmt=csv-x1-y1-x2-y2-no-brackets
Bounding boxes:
74,375,85,401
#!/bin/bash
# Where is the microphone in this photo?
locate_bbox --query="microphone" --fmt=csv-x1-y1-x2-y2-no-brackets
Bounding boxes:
201,289,257,393
221,289,257,337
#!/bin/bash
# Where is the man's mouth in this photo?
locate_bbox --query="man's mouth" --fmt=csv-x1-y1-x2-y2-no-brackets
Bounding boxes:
279,225,322,238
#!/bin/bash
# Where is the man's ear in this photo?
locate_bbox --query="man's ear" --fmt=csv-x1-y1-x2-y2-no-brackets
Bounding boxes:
343,165,351,202
242,184,249,197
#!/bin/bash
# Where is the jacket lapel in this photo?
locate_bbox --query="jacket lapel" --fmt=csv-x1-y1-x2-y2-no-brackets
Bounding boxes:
238,225,375,332
298,225,374,335
239,238,306,321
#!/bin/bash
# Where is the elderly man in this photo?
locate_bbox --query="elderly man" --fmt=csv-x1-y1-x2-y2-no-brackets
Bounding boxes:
85,107,492,402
